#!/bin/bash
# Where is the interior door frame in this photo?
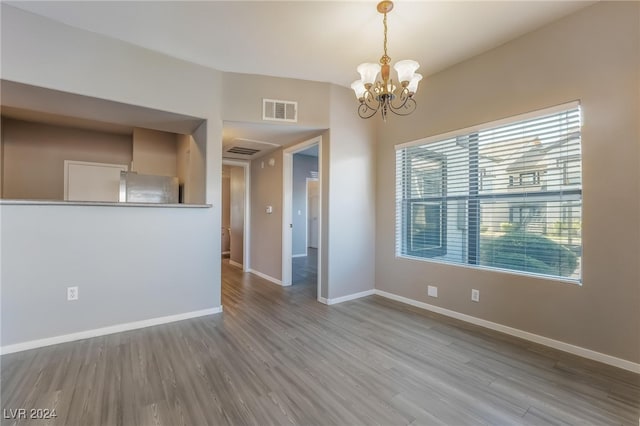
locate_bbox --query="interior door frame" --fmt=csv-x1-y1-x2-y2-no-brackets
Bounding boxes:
282,136,322,302
222,159,251,272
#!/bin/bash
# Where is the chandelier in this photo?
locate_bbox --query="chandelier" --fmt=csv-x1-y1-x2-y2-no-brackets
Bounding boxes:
351,1,422,121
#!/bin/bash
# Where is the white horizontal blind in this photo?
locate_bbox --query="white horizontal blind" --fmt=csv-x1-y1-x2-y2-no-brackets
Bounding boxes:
396,104,582,281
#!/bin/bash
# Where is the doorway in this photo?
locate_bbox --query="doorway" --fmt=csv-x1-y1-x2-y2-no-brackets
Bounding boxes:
282,136,322,301
221,159,250,271
290,176,319,288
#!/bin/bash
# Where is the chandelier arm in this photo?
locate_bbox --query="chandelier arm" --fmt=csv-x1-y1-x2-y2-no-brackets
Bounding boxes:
357,102,379,119
362,89,380,111
387,87,409,107
388,96,417,116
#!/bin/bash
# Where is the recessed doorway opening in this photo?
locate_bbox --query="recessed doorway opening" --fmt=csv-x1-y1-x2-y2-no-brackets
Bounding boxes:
282,136,322,301
221,159,250,271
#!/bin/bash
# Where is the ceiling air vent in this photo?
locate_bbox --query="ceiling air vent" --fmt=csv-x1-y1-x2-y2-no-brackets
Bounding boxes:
263,98,297,123
223,138,279,160
226,147,261,156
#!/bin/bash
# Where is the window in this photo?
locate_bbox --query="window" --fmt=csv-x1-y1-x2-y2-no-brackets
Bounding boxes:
396,102,582,281
403,151,447,256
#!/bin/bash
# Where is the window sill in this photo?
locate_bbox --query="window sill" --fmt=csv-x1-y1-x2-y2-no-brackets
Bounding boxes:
395,253,582,286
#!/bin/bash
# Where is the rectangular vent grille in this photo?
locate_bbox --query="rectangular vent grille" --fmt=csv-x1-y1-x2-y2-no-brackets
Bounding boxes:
263,98,297,122
227,147,261,156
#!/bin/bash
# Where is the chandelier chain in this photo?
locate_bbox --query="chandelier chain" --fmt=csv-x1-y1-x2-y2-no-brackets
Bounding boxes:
381,11,390,65
383,11,387,58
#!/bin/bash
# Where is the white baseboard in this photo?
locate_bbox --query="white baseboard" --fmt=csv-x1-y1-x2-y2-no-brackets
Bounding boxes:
292,253,306,258
222,250,230,255
248,269,284,286
326,289,375,305
0,306,223,355
374,290,640,374
318,297,328,305
229,260,243,269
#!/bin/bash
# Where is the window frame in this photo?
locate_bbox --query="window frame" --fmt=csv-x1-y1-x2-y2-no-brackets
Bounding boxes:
395,101,583,283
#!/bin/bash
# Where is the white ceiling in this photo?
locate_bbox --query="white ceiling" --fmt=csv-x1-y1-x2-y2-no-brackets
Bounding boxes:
8,1,593,88
6,1,594,159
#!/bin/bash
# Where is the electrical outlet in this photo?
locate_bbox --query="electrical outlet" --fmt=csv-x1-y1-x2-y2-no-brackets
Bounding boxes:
67,286,79,301
427,285,438,298
471,289,480,302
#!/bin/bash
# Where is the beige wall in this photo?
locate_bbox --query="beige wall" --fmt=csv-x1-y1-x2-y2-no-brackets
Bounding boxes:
222,166,231,252
177,133,190,200
375,2,640,363
176,130,206,204
222,72,330,128
326,85,377,300
229,166,245,265
221,164,245,263
188,122,207,204
1,118,132,200
0,119,4,197
250,152,284,280
132,127,177,177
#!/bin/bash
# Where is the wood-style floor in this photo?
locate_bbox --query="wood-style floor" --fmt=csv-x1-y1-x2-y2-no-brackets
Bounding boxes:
292,248,317,286
2,260,639,425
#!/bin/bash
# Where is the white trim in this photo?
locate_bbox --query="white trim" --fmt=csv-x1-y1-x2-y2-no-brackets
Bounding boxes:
374,290,640,374
222,159,251,272
396,254,581,286
395,100,581,150
282,151,293,285
222,250,230,255
302,178,309,256
318,297,329,305
0,307,222,355
229,260,243,269
292,253,306,258
316,140,322,303
326,289,375,305
249,269,284,286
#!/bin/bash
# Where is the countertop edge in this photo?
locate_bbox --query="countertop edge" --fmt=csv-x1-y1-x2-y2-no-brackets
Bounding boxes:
0,199,212,208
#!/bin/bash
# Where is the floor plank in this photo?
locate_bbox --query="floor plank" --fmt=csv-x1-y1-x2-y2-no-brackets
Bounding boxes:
2,260,639,425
